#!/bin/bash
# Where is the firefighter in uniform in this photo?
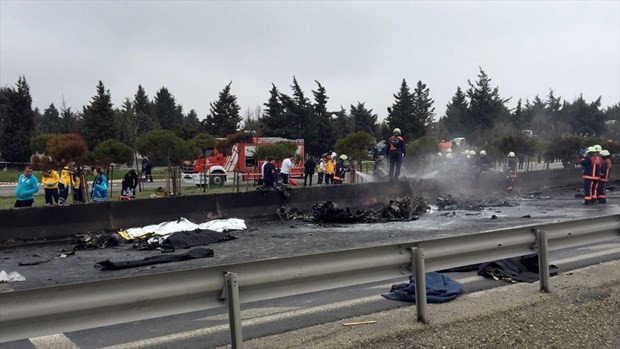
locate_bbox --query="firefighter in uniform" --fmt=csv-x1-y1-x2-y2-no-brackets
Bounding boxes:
580,146,601,205
387,128,405,181
597,150,612,204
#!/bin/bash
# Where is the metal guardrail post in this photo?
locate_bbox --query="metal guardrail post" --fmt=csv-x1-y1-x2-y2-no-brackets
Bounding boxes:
535,230,550,293
225,272,243,349
413,248,428,324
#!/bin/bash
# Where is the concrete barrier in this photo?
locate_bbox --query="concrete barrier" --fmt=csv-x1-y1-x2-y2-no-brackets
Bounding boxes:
0,168,583,242
0,202,111,242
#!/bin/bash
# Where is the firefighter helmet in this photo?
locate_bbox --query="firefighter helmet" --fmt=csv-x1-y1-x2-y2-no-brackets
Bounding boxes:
593,145,602,152
479,150,487,155
339,154,348,160
393,128,401,135
508,152,516,157
587,146,596,153
469,150,476,156
445,153,453,159
437,152,443,157
600,150,610,157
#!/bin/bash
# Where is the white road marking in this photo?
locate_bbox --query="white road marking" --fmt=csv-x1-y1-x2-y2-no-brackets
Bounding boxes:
30,334,80,349
553,247,620,265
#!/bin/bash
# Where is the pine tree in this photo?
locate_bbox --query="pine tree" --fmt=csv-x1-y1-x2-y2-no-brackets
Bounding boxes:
287,77,311,139
563,94,606,136
287,78,318,154
262,84,285,137
154,87,181,131
179,109,201,140
204,82,241,137
465,68,510,144
512,99,524,129
313,80,335,153
82,81,116,150
411,80,435,138
350,102,378,137
37,103,61,134
546,89,567,138
332,106,353,141
439,86,469,139
386,79,415,139
0,76,36,162
117,98,134,144
134,85,156,137
60,97,76,133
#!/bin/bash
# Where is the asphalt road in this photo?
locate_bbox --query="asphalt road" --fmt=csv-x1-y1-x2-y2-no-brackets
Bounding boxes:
1,184,618,348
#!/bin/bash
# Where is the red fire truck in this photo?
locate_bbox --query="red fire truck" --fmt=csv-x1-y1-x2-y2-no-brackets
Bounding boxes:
182,137,305,186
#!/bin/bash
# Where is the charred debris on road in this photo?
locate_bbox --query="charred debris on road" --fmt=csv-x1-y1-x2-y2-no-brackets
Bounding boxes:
275,195,524,223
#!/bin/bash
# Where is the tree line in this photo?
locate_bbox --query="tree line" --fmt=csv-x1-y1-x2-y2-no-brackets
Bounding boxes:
1,68,618,165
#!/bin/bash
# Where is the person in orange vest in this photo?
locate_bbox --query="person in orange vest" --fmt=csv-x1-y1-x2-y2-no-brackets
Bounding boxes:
580,146,601,205
597,150,612,204
324,153,336,185
386,128,405,181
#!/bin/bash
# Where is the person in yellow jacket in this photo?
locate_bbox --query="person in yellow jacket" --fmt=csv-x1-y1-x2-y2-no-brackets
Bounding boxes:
41,168,60,205
323,154,336,185
72,166,84,203
58,162,74,205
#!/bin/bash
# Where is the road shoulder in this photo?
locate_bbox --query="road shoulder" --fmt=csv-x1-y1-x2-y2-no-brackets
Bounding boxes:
239,259,620,349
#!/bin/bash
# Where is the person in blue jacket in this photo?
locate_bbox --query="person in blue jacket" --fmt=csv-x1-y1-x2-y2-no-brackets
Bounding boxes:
15,165,39,208
91,166,108,202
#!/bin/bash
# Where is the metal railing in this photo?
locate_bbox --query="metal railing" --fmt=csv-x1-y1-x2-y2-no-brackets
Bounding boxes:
1,214,619,346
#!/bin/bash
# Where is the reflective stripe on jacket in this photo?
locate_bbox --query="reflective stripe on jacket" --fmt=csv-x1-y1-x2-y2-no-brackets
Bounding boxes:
581,155,601,180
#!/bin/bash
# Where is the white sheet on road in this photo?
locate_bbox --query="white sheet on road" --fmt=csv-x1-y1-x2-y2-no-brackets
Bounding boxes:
119,217,246,240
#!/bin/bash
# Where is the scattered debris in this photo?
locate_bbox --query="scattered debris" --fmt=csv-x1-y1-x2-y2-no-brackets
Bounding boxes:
478,254,558,283
276,206,306,221
522,214,532,218
95,247,214,271
491,215,498,219
308,196,428,223
74,231,122,250
0,270,26,283
18,259,52,266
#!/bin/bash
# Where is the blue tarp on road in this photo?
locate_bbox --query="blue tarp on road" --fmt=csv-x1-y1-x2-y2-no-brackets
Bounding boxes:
382,272,463,303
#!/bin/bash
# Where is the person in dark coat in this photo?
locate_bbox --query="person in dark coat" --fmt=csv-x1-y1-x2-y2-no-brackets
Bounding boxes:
141,156,153,182
303,156,317,186
262,156,277,188
121,169,139,198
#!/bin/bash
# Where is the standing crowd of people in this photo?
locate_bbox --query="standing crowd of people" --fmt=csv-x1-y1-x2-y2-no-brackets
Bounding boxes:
261,151,352,190
14,162,86,208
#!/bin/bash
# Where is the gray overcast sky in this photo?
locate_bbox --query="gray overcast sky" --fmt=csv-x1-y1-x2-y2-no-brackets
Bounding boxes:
1,0,619,122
